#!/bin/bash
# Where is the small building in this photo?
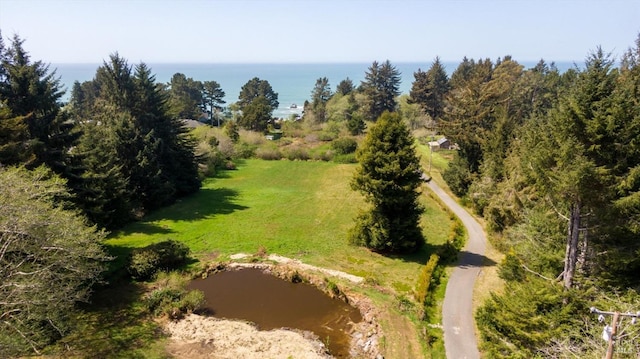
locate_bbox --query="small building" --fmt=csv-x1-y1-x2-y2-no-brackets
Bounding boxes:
428,137,451,151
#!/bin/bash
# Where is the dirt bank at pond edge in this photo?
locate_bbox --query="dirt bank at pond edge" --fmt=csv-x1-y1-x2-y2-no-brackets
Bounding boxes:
165,314,331,359
163,256,383,359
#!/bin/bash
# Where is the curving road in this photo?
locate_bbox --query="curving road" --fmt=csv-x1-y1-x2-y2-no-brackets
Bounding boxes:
427,180,486,359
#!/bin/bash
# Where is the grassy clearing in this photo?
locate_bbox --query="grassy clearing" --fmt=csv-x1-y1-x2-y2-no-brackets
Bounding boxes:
103,158,455,358
108,159,452,293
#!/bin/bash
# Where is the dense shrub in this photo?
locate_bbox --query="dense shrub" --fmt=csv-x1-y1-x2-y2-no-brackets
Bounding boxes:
281,120,306,138
414,254,440,307
255,146,282,160
283,146,310,160
311,150,334,162
331,137,358,155
144,288,206,320
127,240,190,281
443,154,474,197
234,141,257,158
318,131,337,141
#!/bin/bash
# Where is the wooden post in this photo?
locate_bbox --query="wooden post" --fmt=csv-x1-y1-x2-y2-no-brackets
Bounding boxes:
428,136,434,174
605,311,619,359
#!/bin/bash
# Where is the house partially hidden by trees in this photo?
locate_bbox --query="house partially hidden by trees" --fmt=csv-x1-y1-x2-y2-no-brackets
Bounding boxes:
428,137,451,151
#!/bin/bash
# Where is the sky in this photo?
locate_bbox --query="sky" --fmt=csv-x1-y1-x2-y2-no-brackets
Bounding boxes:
0,0,638,64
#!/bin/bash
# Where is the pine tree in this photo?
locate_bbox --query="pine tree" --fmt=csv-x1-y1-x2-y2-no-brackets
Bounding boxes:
336,77,354,95
310,77,332,122
361,60,401,121
0,34,74,171
201,80,226,126
345,93,365,135
238,95,272,132
167,72,203,120
237,77,279,112
73,109,134,228
349,111,425,253
409,57,450,121
70,57,200,226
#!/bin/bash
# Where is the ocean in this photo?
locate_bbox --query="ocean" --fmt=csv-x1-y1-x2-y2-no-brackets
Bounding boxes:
52,61,576,119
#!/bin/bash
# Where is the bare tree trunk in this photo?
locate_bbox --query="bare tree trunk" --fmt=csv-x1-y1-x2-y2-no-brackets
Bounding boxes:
563,201,581,289
577,215,589,277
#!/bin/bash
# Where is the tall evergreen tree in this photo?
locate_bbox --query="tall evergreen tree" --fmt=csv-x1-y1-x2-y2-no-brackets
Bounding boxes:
349,111,424,253
440,58,494,196
201,80,226,126
345,92,365,135
238,95,272,132
73,108,135,228
361,60,401,121
94,53,135,111
237,77,279,112
167,72,203,120
70,56,200,227
310,77,332,122
336,77,354,95
504,49,622,289
0,34,74,171
409,57,450,121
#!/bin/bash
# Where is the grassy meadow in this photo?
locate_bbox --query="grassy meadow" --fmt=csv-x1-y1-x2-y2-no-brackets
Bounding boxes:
102,157,457,358
107,158,454,293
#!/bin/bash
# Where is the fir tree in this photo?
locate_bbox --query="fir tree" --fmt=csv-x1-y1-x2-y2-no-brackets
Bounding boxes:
361,60,401,121
409,57,450,121
349,111,425,253
0,34,74,172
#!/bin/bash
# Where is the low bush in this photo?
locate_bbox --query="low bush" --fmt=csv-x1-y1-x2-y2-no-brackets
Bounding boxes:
311,149,334,162
256,147,282,160
144,287,206,320
127,240,190,281
318,131,337,141
283,146,310,161
414,254,440,307
234,142,257,158
331,137,358,155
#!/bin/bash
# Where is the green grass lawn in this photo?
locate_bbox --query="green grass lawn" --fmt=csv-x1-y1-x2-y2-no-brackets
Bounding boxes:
103,158,455,358
107,158,453,294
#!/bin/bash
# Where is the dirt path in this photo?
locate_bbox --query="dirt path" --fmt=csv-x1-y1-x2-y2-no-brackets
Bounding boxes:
427,181,486,359
229,253,364,283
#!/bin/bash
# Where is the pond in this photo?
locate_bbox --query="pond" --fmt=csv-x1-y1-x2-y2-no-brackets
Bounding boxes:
188,267,363,358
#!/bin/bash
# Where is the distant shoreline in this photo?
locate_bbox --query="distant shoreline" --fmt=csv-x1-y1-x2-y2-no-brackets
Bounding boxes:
53,61,581,112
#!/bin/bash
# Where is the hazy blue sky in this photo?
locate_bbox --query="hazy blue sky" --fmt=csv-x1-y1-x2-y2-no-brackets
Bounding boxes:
1,0,638,64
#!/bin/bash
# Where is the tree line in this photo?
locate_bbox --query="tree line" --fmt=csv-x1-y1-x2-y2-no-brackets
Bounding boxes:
404,37,640,356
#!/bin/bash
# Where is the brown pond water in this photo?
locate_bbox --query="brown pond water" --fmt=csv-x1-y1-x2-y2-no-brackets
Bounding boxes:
187,268,362,358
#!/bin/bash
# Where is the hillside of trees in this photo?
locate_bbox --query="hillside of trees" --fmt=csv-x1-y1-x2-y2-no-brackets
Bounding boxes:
407,38,639,356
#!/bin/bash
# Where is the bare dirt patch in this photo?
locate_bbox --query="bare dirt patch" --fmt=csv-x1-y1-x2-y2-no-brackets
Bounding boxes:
164,314,331,359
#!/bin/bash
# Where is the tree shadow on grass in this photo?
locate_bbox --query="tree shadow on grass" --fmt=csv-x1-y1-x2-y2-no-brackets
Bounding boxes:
385,241,497,268
169,187,248,221
113,187,248,236
56,281,163,358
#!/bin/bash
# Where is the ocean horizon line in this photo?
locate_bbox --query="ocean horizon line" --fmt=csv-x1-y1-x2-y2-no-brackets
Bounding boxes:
51,59,581,66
